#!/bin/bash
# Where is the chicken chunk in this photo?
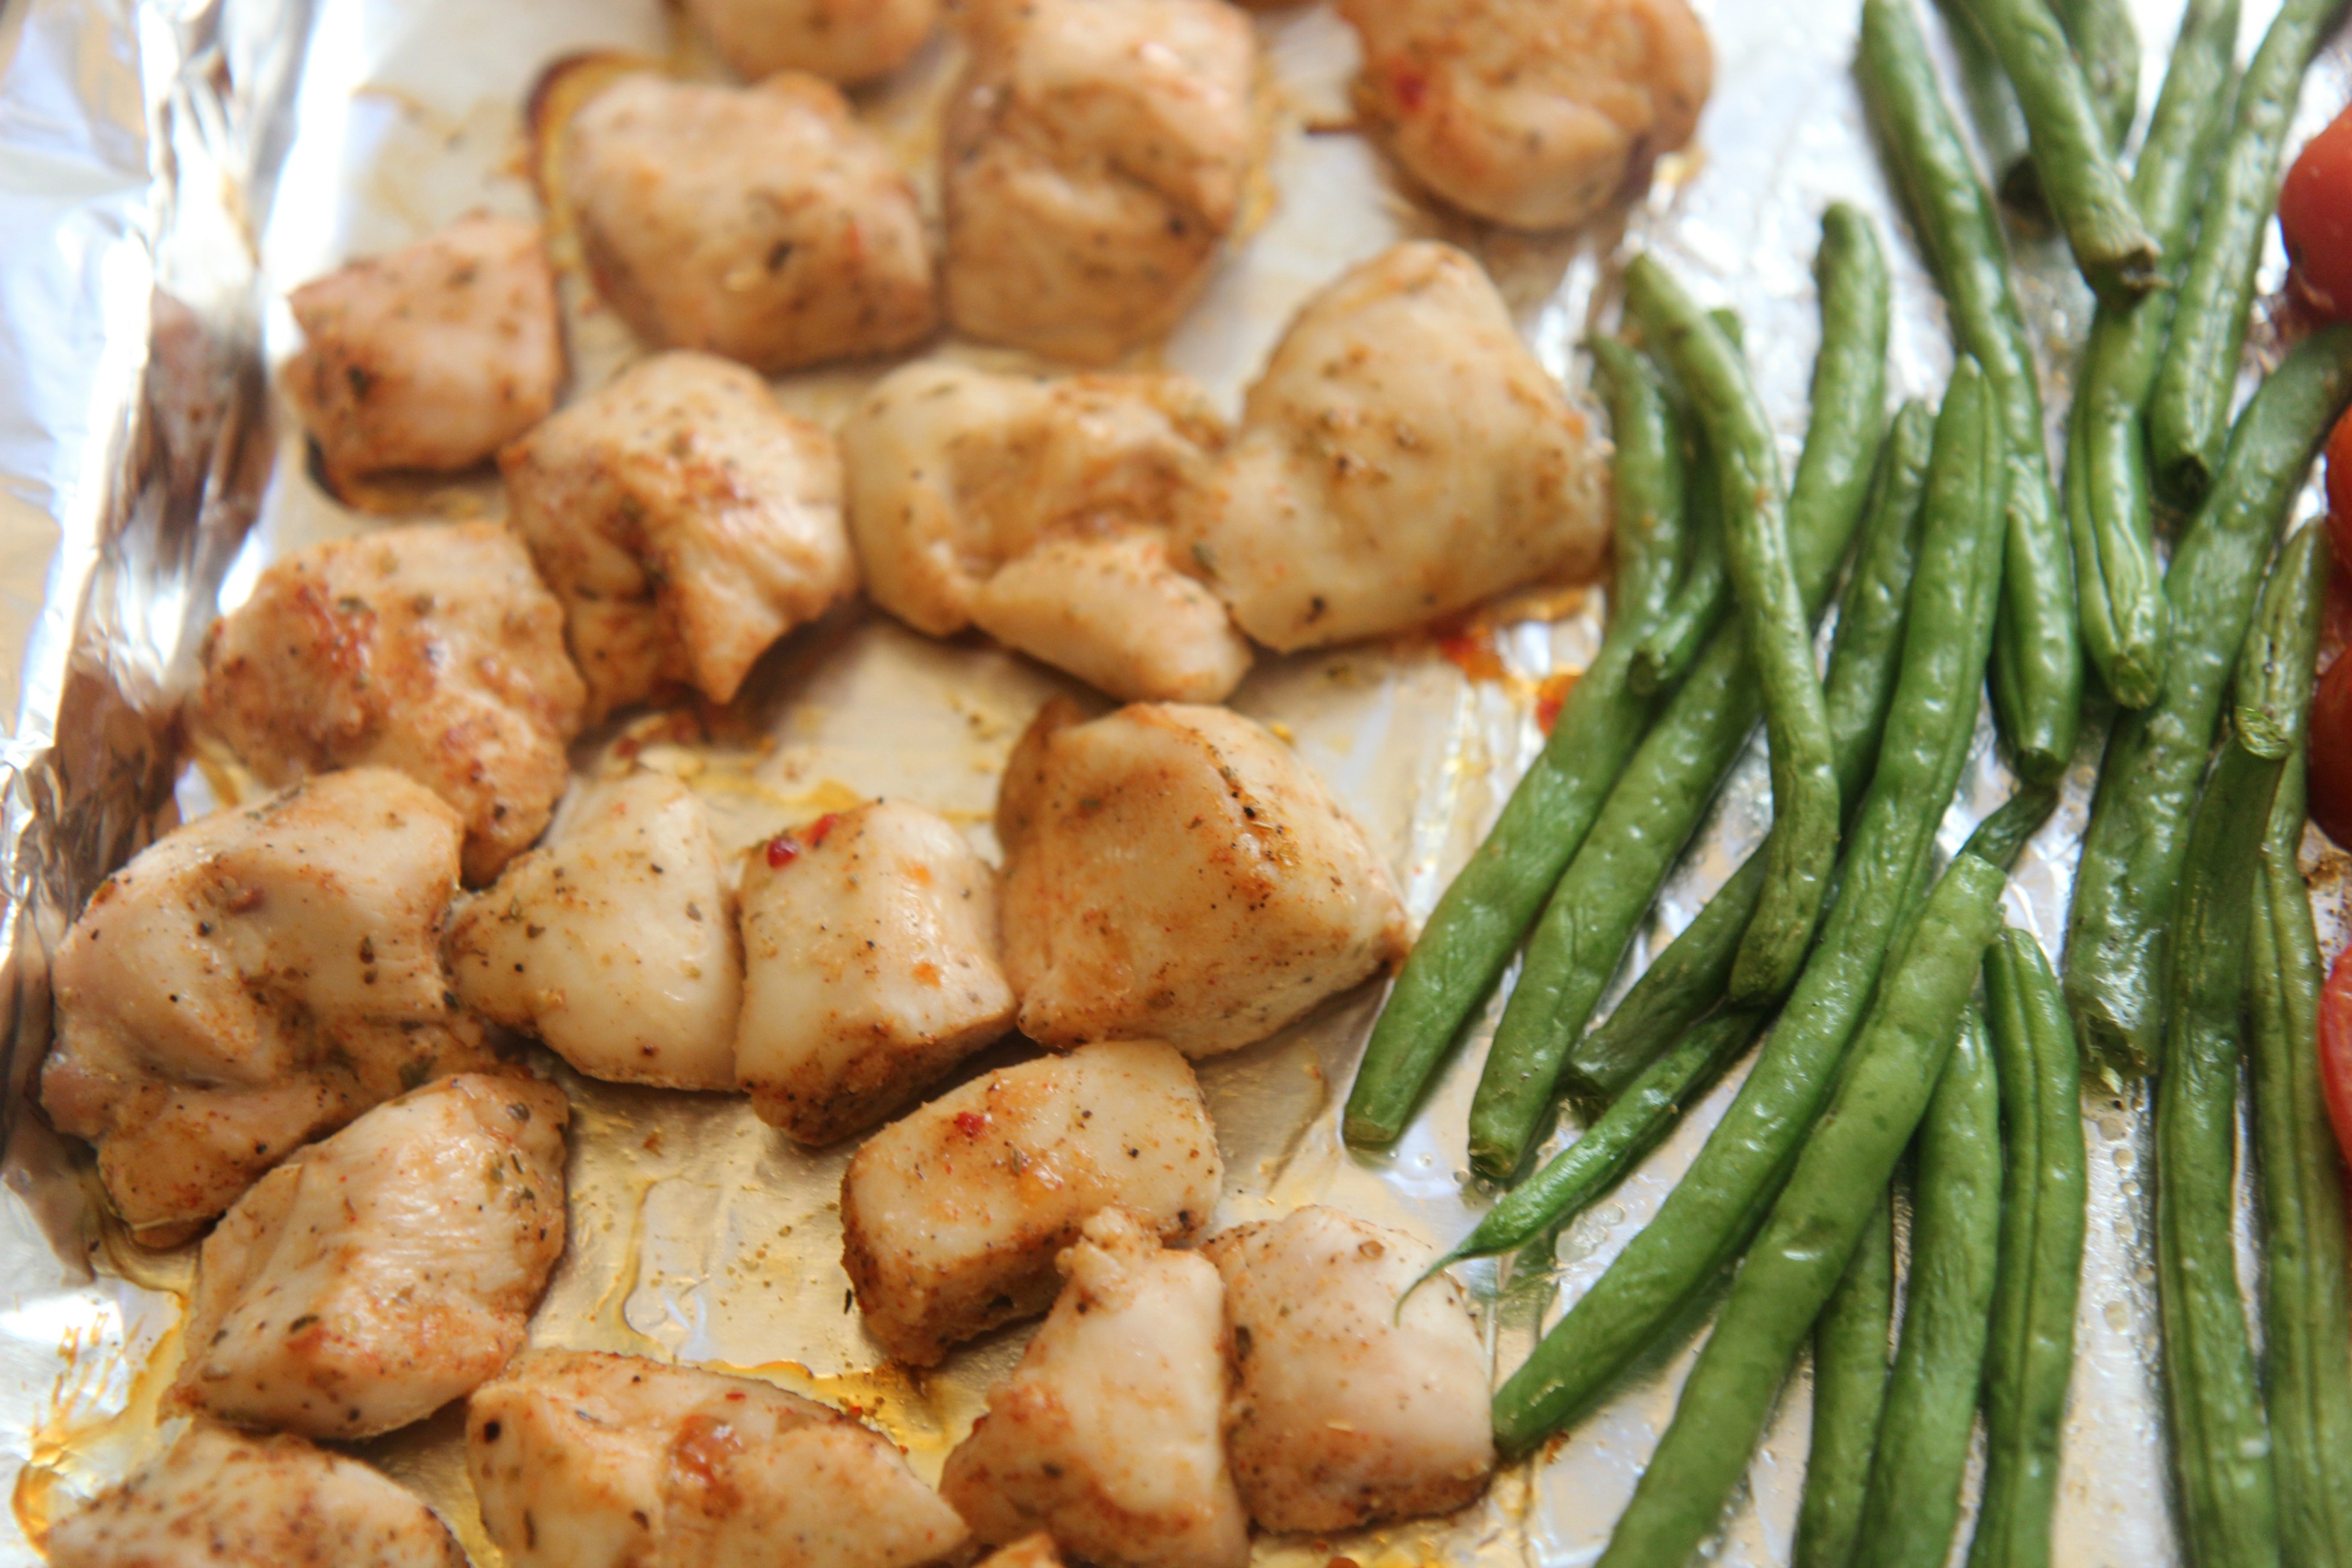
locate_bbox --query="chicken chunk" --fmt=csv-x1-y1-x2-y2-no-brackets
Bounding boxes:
736,800,1014,1144
194,521,586,883
45,1422,465,1568
466,1350,970,1568
501,351,857,720
841,362,1250,702
941,1208,1248,1568
997,700,1404,1057
1175,241,1606,651
284,213,564,489
683,0,941,84
979,1537,1065,1568
1341,0,1711,231
448,773,740,1090
38,769,491,1241
1204,1206,1494,1533
942,0,1257,364
172,1073,569,1440
839,1038,1221,1365
564,72,936,374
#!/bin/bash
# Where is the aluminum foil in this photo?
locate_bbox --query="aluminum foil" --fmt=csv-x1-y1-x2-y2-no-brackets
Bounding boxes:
4,0,2351,1564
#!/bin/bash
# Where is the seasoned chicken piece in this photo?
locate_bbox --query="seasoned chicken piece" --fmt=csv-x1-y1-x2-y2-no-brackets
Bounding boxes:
564,72,936,374
841,362,1250,702
1204,1206,1494,1532
683,0,942,84
173,1073,569,1440
449,773,740,1090
1175,242,1607,651
941,1209,1248,1568
466,1350,969,1568
501,351,857,721
736,800,1014,1144
194,521,586,883
979,1537,1065,1568
997,700,1405,1057
45,1422,464,1568
1341,0,1711,231
942,0,1257,364
840,1039,1221,1365
284,213,564,489
38,769,491,1241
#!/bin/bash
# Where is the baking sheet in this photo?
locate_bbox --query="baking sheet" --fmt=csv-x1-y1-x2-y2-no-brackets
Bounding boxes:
4,0,2351,1564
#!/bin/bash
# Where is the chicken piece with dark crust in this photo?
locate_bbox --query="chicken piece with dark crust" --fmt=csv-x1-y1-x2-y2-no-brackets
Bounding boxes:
284,213,564,490
194,521,586,884
501,351,856,722
38,768,491,1242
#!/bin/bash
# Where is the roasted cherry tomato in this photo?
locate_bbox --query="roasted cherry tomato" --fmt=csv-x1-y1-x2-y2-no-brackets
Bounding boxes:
2319,945,2352,1168
2328,405,2352,564
2283,102,2352,320
2309,651,2352,849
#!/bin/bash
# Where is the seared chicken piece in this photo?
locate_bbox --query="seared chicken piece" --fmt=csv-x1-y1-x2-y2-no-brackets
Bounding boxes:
173,1073,569,1440
683,0,942,84
736,800,1014,1144
194,521,586,884
839,1038,1221,1365
564,72,936,374
1341,0,1711,231
284,213,564,489
501,351,856,720
449,773,740,1090
38,769,490,1240
1204,1206,1494,1532
979,1537,1065,1568
45,1422,464,1568
466,1350,970,1568
997,700,1405,1057
841,362,1250,702
941,1209,1249,1568
1175,242,1606,651
943,0,1257,364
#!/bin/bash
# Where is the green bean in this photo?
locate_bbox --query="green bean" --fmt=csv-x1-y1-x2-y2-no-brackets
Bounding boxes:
2063,0,2241,710
1587,856,2010,1568
2149,0,2347,506
1952,0,2158,300
1932,0,2037,209
2156,735,2286,1568
2241,536,2352,1568
1338,337,1687,1147
1630,315,1745,697
1466,223,1892,1177
1853,1007,2005,1568
1618,262,1841,1008
2065,327,2352,1075
2239,525,2329,759
1491,359,2008,1448
1969,926,2086,1568
2053,0,2139,151
1859,0,2078,784
1567,402,1935,1102
1419,1007,1764,1280
1795,1190,1898,1568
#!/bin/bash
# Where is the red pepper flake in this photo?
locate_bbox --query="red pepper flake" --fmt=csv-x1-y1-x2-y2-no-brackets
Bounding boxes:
1535,669,1581,734
953,1110,990,1137
1391,66,1428,112
805,812,841,847
764,835,801,869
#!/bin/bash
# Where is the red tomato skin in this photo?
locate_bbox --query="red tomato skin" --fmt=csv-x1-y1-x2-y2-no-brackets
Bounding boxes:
2328,409,2352,561
2319,946,2352,1170
2309,653,2352,850
2283,103,2352,320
